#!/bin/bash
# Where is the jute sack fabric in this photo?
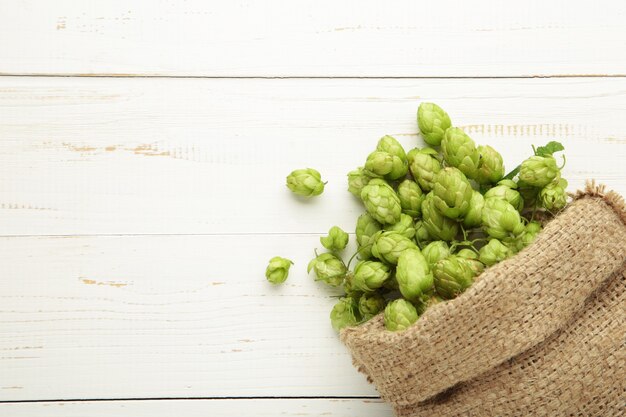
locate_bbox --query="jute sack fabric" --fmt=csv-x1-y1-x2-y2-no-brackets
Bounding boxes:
341,183,626,416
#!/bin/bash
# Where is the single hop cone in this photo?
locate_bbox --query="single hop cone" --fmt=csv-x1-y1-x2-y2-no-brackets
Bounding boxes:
421,192,459,241
352,260,391,292
478,239,512,266
463,190,485,228
371,231,418,265
265,256,293,284
441,127,480,179
539,180,567,211
355,213,382,260
422,241,450,268
347,167,373,197
360,179,402,225
484,179,524,212
286,168,325,197
475,145,505,185
320,226,349,252
408,148,442,191
397,179,424,218
384,299,419,331
481,197,525,240
417,102,452,146
358,293,386,322
330,297,360,332
432,167,474,219
383,213,416,240
307,253,346,287
519,155,560,187
396,249,434,303
433,255,476,299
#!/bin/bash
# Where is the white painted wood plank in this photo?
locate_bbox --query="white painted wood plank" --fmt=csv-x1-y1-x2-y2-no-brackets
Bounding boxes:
0,77,625,236
1,0,625,77
0,234,378,400
1,399,393,417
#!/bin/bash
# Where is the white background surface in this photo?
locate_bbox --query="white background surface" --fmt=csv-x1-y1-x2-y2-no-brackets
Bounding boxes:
1,1,625,416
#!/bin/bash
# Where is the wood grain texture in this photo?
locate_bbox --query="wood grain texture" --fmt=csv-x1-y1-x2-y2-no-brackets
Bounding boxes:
0,234,377,400
1,399,393,417
1,0,625,77
0,77,625,236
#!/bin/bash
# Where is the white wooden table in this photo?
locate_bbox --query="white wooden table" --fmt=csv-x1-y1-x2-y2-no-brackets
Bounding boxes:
1,1,625,416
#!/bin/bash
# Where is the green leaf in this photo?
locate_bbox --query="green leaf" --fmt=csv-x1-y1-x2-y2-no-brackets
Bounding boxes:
534,141,565,157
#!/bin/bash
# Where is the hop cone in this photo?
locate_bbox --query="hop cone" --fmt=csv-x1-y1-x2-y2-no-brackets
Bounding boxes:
484,179,524,212
433,255,476,299
422,241,450,267
371,231,418,265
475,145,505,184
352,260,391,292
384,213,416,240
510,221,542,252
540,180,567,210
396,249,434,303
460,258,485,276
360,179,402,225
347,167,372,197
364,136,409,180
330,297,360,332
265,256,293,284
441,127,480,179
519,155,560,187
307,253,346,287
414,220,431,244
286,168,325,197
355,213,382,259
364,151,394,178
320,226,349,252
432,167,473,219
463,191,485,228
481,197,525,240
421,193,459,241
397,179,423,217
456,248,478,259
384,299,419,331
358,293,386,321
478,239,511,266
377,135,407,162
417,103,452,146
408,148,442,191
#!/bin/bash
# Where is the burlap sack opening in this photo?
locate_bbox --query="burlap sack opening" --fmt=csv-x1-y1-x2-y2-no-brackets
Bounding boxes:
341,182,626,416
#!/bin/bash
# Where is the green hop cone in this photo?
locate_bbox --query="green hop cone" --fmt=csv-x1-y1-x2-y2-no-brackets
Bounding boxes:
519,155,560,187
441,127,480,179
406,147,419,166
307,253,346,287
539,180,567,211
347,167,372,197
432,167,474,219
286,168,325,197
475,145,505,185
384,299,419,331
460,258,485,276
422,241,450,268
364,151,394,178
456,248,478,259
408,148,442,191
396,249,434,303
512,221,543,252
265,256,293,284
360,179,402,225
481,197,525,240
463,191,485,228
421,193,459,241
342,272,360,298
417,102,452,146
433,255,476,299
365,136,408,181
484,179,524,212
371,231,418,265
330,297,360,332
377,135,407,161
414,220,431,245
352,260,391,292
397,179,424,217
384,213,416,240
478,239,512,266
355,213,382,260
320,226,349,252
358,293,386,321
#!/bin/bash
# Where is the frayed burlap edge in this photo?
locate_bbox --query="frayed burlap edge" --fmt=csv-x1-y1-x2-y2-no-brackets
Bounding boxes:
572,180,626,225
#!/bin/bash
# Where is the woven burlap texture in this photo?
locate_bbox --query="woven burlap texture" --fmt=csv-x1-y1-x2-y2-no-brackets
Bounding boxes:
341,182,626,416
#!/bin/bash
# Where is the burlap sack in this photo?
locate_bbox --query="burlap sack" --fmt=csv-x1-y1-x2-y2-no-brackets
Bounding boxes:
341,182,626,416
